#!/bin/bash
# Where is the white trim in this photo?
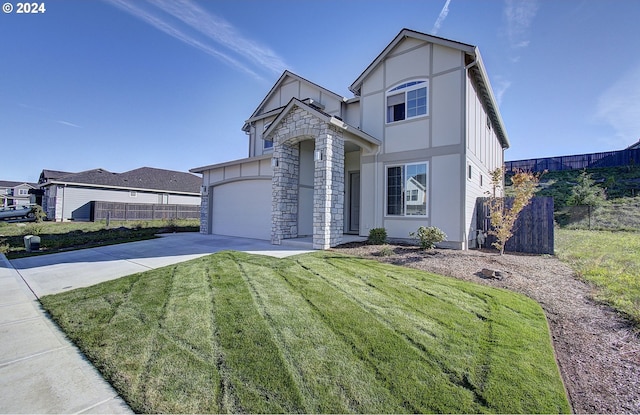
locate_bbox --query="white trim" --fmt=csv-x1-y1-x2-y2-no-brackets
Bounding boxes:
385,80,429,124
384,161,429,217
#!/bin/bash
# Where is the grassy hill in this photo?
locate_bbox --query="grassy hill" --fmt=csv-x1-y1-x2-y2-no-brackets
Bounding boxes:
506,165,640,230
41,251,570,414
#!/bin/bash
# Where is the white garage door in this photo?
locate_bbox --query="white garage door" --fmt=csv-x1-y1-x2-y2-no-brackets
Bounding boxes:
212,179,271,240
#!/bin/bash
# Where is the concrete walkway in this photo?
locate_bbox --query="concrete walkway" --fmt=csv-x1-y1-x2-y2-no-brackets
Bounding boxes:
0,233,313,414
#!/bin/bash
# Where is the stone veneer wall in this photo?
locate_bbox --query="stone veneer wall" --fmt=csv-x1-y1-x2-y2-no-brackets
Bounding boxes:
199,192,208,234
271,142,300,244
270,106,345,249
313,128,344,249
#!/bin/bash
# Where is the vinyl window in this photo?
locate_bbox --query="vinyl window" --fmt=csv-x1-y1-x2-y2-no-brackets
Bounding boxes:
386,162,428,216
386,80,428,123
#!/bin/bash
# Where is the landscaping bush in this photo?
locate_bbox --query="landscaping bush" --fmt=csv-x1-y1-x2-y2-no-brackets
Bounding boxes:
378,245,394,257
410,226,446,250
368,228,387,245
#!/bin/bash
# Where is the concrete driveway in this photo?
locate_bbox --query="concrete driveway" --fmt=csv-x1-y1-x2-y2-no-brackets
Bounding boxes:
11,233,313,297
0,233,312,414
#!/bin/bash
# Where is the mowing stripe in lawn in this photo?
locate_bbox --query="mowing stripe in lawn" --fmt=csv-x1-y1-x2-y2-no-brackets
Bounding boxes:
40,250,571,414
280,255,484,413
236,254,406,413
308,255,494,408
297,252,570,414
206,252,306,414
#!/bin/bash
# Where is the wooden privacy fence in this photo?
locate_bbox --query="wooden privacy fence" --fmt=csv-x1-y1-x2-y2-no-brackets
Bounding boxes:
92,201,200,221
476,197,554,255
505,148,640,173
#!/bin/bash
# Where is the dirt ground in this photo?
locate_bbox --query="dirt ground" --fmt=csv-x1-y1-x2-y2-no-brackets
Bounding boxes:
331,243,640,414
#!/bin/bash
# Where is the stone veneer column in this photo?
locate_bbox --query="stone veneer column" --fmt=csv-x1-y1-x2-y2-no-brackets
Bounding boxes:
199,192,208,234
271,142,300,244
313,127,345,249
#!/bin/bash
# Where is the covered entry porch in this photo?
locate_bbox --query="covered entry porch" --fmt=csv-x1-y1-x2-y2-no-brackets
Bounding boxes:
266,98,379,249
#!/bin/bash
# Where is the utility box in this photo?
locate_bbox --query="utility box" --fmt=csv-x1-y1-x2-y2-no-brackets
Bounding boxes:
23,235,41,252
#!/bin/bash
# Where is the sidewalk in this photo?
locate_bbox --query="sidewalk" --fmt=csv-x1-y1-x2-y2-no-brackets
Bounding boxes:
0,253,132,414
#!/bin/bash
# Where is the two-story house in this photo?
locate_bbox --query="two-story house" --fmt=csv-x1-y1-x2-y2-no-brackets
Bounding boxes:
191,29,509,249
0,181,36,208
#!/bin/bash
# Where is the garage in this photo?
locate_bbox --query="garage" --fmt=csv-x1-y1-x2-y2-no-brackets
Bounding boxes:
211,179,272,240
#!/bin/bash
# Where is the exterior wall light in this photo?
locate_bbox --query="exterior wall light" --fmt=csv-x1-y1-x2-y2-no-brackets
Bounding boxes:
314,150,323,161
271,157,278,167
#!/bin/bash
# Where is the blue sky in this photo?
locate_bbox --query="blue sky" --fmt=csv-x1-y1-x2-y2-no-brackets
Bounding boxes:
1,0,639,183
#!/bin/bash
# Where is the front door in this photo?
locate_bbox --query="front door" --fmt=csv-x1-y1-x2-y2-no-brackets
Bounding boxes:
349,171,360,233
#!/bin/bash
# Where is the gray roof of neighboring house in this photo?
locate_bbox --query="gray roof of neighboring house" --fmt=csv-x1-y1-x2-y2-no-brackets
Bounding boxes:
38,170,73,184
626,139,640,150
40,167,201,194
0,181,37,188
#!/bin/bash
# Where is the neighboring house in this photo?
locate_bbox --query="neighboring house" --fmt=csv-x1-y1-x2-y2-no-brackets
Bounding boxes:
38,167,202,221
0,181,37,208
191,29,509,249
627,139,640,150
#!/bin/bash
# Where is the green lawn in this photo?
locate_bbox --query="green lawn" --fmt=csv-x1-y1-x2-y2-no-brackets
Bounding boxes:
556,228,640,324
0,219,199,258
41,251,570,414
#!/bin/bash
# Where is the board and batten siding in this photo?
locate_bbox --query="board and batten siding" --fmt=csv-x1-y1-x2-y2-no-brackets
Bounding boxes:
358,36,468,248
465,72,505,247
250,74,344,158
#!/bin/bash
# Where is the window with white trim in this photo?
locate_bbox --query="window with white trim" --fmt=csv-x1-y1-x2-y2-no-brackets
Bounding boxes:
386,80,428,123
18,189,29,196
386,162,428,216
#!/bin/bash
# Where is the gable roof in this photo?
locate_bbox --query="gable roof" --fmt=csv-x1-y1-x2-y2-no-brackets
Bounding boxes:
40,167,201,194
626,139,640,150
38,169,73,184
349,28,509,150
263,97,380,153
0,181,36,188
349,29,475,95
242,70,345,132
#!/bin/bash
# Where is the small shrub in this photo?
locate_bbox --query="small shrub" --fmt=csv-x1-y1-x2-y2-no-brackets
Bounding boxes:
368,228,387,245
410,226,446,250
378,245,394,257
166,217,179,232
0,238,8,254
22,222,45,236
31,204,47,222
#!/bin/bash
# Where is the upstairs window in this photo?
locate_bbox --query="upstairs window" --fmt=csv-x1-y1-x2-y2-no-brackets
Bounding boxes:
386,80,428,123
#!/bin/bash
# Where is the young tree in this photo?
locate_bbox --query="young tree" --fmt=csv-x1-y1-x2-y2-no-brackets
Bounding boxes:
567,170,606,207
485,167,541,255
